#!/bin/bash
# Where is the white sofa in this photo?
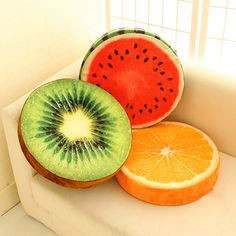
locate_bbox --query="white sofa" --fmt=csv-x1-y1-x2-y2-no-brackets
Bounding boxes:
2,60,236,236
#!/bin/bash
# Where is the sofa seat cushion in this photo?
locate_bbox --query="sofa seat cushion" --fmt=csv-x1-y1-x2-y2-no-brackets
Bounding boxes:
31,152,236,236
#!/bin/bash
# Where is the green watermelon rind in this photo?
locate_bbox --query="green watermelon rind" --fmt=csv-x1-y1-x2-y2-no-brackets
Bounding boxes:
79,27,181,79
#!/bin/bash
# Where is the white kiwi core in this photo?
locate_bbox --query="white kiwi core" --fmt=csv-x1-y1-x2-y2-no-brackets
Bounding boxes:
60,110,92,141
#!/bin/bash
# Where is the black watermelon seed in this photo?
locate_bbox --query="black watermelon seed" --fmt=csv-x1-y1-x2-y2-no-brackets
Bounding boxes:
120,55,124,60
107,63,113,68
152,56,157,61
136,55,140,59
103,75,108,80
148,109,152,113
160,71,165,75
143,48,148,53
163,97,167,102
169,89,174,93
144,104,147,109
144,57,149,63
154,97,159,102
153,68,158,72
160,87,164,91
157,82,162,86
108,55,112,60
155,105,159,109
139,109,143,114
130,105,133,110
92,73,97,78
125,103,129,108
158,61,163,66
114,49,119,55
132,114,135,119
99,63,104,68
125,49,129,55
134,43,138,49
167,77,173,81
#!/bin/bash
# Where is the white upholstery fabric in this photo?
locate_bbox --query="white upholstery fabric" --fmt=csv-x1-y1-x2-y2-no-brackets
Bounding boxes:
168,63,236,157
31,152,236,236
2,59,236,236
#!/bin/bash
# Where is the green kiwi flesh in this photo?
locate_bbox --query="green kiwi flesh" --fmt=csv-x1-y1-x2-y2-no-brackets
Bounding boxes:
20,79,131,182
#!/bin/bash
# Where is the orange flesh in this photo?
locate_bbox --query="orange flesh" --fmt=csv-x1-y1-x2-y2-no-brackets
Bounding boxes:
116,122,220,205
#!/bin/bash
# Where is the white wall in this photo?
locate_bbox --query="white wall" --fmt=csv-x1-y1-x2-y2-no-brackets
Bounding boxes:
0,0,104,215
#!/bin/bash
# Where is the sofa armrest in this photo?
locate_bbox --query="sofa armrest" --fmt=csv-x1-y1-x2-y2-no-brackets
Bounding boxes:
1,59,82,207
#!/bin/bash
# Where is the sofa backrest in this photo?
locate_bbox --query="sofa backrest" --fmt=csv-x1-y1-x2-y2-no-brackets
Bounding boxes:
168,63,236,157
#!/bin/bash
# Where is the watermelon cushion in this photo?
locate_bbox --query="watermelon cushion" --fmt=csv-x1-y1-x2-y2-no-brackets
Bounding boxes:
79,28,184,128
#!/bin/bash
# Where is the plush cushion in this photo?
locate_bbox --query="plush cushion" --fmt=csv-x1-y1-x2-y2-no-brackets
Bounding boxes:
31,152,236,236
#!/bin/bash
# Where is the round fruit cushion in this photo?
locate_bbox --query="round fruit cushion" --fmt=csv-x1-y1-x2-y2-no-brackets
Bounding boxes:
116,121,220,205
79,28,184,128
18,79,131,188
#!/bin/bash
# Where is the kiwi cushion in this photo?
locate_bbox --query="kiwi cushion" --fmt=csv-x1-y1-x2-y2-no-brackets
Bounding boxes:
18,79,132,188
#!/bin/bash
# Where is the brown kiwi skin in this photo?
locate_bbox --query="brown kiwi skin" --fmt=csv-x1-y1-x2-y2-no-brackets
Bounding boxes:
18,114,122,189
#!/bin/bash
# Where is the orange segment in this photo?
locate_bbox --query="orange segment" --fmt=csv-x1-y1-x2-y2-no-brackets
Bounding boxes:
116,121,220,205
168,155,196,182
173,153,211,174
146,156,171,183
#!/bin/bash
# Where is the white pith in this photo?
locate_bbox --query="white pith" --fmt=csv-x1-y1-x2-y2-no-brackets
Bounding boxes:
81,34,184,128
60,110,92,141
121,121,220,189
160,146,173,157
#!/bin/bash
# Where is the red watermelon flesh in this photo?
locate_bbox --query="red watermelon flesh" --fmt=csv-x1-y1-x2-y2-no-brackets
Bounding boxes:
80,34,184,128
